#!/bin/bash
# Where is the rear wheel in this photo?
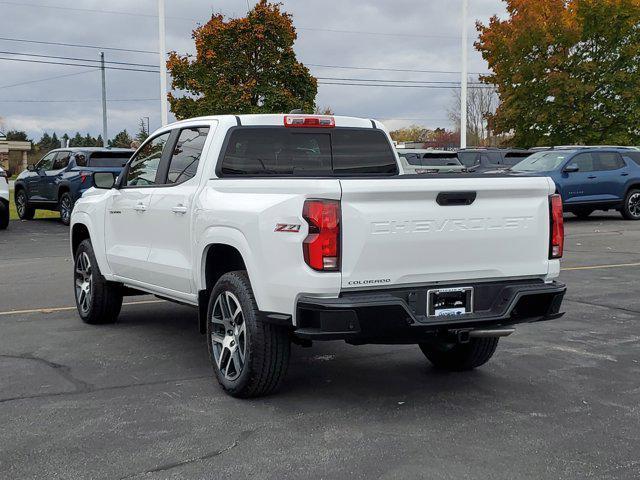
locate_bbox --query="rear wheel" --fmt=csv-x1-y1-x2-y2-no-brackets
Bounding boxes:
74,239,122,324
15,189,35,220
59,192,73,226
621,189,640,220
419,337,499,371
207,271,290,398
0,200,8,229
573,208,593,219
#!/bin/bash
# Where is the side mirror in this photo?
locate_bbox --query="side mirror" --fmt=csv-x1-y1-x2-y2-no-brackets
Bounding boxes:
27,164,36,172
564,164,579,173
93,171,117,189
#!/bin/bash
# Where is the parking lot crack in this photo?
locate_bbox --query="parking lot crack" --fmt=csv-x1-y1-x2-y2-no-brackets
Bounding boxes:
0,353,93,395
565,298,640,316
118,430,254,479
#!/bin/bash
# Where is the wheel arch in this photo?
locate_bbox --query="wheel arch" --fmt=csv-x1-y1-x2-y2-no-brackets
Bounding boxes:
198,242,249,334
57,182,71,200
624,182,640,197
71,222,92,257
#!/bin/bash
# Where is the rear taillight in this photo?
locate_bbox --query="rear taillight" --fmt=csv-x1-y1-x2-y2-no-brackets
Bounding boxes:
284,115,335,128
302,199,340,271
549,194,564,259
79,171,92,184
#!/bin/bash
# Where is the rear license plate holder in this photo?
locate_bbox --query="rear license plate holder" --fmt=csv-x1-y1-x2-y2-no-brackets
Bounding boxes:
427,287,473,317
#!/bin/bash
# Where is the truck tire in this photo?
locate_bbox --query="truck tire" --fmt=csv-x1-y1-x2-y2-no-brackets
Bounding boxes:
206,271,290,398
0,201,8,229
15,189,35,220
419,337,499,371
74,239,122,324
621,189,640,220
59,192,73,226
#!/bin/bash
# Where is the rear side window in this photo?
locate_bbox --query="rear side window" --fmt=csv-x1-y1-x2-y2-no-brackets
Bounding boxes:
220,127,396,176
503,152,531,166
399,153,422,166
623,152,640,166
457,152,478,167
166,127,209,184
88,152,132,168
596,152,625,171
420,154,460,167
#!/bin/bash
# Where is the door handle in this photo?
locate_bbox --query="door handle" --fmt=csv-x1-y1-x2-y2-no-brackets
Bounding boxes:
172,204,188,214
621,173,629,177
436,191,477,206
134,203,147,212
587,175,597,179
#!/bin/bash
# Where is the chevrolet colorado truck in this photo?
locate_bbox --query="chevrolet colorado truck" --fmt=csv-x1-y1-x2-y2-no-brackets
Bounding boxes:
70,114,566,398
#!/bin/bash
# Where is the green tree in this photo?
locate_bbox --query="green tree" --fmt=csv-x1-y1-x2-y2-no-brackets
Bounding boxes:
389,125,430,143
136,119,149,143
5,130,29,141
109,129,133,148
70,132,84,147
167,0,317,118
96,134,104,147
476,0,640,147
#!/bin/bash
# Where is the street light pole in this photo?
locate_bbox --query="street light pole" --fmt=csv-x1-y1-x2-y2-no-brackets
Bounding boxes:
158,0,169,126
100,52,108,147
460,0,468,149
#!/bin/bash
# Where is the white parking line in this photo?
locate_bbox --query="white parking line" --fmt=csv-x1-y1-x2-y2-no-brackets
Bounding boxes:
0,300,165,317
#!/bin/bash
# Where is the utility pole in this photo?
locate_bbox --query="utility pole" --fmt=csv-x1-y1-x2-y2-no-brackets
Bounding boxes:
460,0,468,149
158,0,169,126
100,52,108,147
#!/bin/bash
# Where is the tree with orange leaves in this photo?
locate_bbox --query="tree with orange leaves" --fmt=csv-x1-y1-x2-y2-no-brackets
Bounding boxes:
167,1,317,118
476,0,640,147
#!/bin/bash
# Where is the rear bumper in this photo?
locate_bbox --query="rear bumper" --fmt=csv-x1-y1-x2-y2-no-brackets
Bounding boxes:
295,279,566,344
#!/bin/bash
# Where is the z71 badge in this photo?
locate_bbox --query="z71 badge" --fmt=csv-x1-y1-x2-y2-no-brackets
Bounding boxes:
275,223,301,233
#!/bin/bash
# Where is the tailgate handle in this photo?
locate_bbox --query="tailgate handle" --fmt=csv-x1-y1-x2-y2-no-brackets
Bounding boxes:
436,191,477,206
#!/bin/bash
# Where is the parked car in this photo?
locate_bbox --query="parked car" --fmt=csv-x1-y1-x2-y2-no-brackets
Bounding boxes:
0,166,9,230
70,114,566,398
457,148,532,172
510,148,640,219
14,147,133,225
397,149,467,174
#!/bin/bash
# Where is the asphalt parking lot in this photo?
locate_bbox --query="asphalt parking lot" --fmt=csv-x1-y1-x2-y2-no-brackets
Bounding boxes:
1,215,639,480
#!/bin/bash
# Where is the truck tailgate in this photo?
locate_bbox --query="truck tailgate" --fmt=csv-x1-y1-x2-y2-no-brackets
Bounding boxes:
339,176,555,289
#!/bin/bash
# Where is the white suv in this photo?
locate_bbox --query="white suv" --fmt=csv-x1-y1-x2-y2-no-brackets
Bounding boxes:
0,166,9,229
71,114,566,397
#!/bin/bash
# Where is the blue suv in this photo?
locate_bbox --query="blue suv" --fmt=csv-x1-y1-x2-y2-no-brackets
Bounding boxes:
511,148,640,220
14,147,133,225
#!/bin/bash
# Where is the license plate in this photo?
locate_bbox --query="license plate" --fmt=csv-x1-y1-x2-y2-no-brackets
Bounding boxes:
427,287,473,317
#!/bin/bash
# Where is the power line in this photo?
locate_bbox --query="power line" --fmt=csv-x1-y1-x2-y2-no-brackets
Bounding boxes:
318,82,493,89
0,2,473,41
0,50,159,68
309,63,488,76
297,26,459,40
0,56,159,73
0,36,157,55
0,98,157,103
0,1,193,20
0,69,97,89
316,76,485,85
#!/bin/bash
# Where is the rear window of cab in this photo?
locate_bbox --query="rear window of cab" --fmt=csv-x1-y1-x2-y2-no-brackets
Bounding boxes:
218,127,398,176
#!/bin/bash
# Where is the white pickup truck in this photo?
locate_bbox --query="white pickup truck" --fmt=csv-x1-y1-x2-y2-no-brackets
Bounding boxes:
71,114,566,398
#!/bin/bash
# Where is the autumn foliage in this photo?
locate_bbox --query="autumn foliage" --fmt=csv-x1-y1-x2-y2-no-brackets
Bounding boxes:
167,1,317,118
476,0,640,147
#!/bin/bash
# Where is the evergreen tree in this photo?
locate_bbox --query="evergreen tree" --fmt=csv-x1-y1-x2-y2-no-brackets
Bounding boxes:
109,129,133,148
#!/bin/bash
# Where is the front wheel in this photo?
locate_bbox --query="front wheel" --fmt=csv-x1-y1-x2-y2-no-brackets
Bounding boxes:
621,189,640,220
206,271,290,398
419,337,499,371
15,189,35,220
59,192,74,226
74,239,123,324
